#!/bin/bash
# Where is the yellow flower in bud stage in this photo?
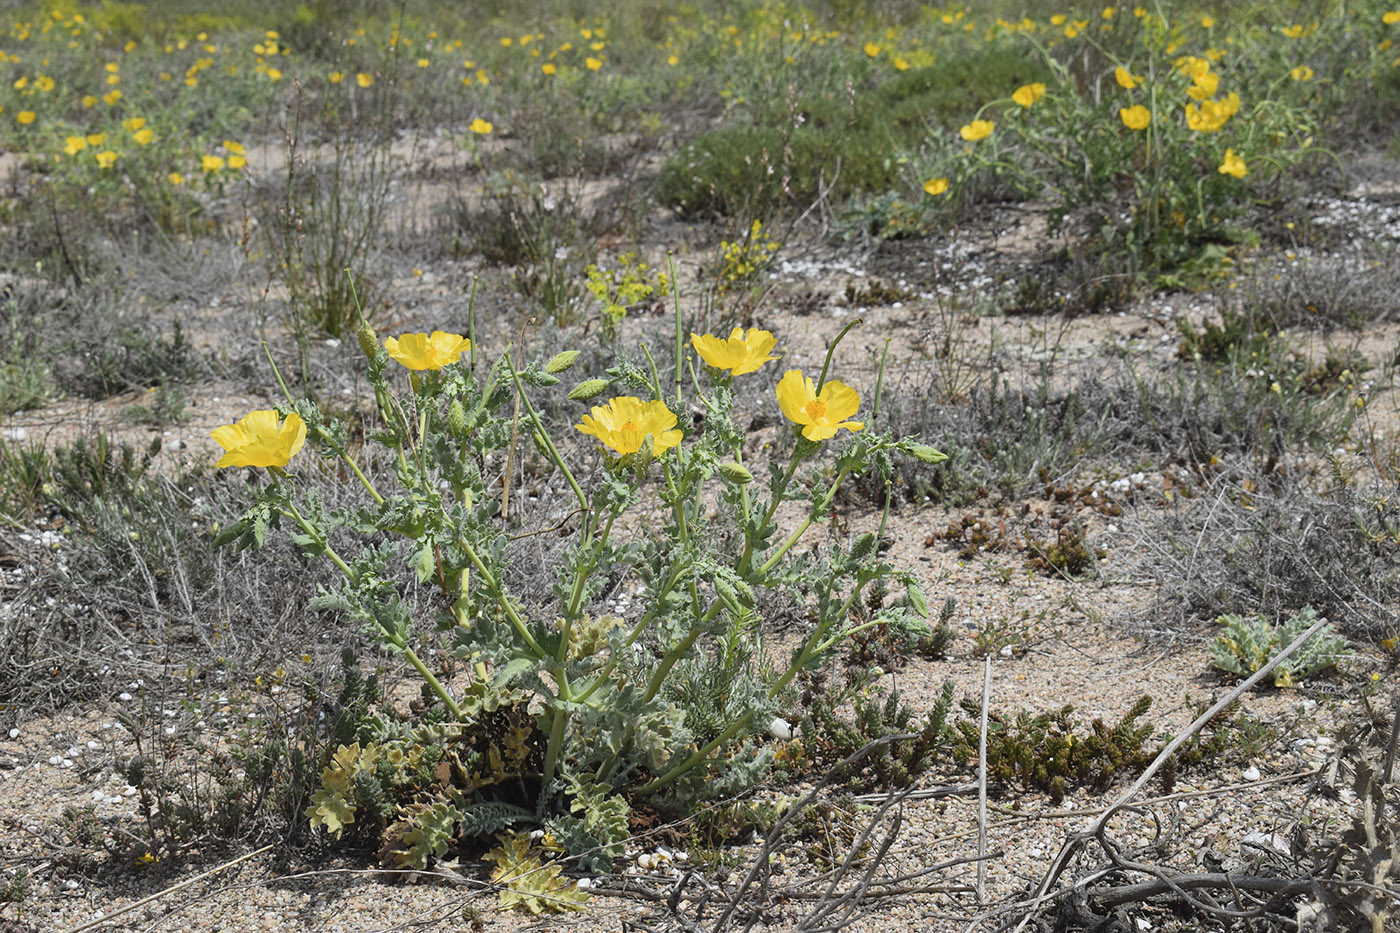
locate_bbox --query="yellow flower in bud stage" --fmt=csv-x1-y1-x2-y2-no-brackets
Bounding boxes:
775,370,864,441
959,119,994,141
576,397,682,455
691,327,779,376
1218,148,1248,178
923,177,949,196
212,410,307,468
383,331,472,370
1012,82,1046,107
1119,104,1151,129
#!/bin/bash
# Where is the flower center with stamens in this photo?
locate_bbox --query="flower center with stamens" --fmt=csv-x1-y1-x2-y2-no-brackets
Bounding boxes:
620,420,637,432
804,399,827,421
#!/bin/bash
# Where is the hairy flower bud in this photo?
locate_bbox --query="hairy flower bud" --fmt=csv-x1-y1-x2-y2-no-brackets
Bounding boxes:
544,350,580,374
567,378,610,401
717,461,754,484
447,400,469,439
908,443,948,464
356,321,378,361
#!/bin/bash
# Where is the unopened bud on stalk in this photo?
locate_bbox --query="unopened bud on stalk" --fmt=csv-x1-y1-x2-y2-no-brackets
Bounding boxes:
568,378,610,401
447,400,469,439
356,321,378,361
545,350,580,374
908,443,948,464
717,461,754,484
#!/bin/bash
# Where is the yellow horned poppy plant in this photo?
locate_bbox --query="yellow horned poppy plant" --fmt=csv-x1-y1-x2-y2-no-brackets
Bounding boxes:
959,119,994,141
691,327,779,375
776,370,864,441
384,331,472,370
577,397,682,455
212,410,307,468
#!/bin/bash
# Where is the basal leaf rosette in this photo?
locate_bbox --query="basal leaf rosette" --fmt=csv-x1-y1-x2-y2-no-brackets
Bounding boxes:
576,396,682,456
775,370,864,442
211,410,307,468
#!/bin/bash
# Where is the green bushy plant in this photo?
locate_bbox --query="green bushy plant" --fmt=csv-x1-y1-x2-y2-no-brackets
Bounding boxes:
213,309,945,875
1210,606,1352,687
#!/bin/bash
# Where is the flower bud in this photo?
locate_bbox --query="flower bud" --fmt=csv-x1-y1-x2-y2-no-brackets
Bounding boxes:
447,400,469,439
717,461,754,484
356,321,378,361
908,443,948,464
544,350,580,374
568,378,610,401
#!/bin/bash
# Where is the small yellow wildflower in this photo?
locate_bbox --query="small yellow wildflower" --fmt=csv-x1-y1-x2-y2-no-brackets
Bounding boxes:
212,411,308,469
576,397,682,455
266,67,282,81
691,327,779,376
329,70,344,83
1290,65,1314,80
959,119,994,141
1012,82,1046,107
542,62,557,75
383,331,472,370
469,117,493,134
94,150,116,168
356,72,373,87
923,177,949,196
228,154,247,170
35,75,54,91
1119,104,1151,129
1218,148,1247,178
63,135,86,155
168,171,185,185
585,56,603,70
133,128,153,145
202,154,225,172
16,110,36,125
1114,65,1140,88
1385,11,1400,24
776,370,864,442
863,41,881,57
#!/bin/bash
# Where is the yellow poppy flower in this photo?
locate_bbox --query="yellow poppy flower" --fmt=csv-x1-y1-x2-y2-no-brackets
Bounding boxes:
202,154,225,172
542,62,557,75
1114,66,1140,88
94,150,116,168
959,119,994,141
1119,104,1151,129
1385,11,1400,24
383,331,472,370
576,397,682,455
329,70,344,83
1290,65,1314,81
691,327,779,376
469,117,493,134
356,72,373,87
16,110,36,125
133,128,153,145
1218,148,1247,178
775,370,864,441
923,177,949,196
863,42,881,57
585,56,603,70
1012,82,1046,107
63,135,87,155
212,410,307,468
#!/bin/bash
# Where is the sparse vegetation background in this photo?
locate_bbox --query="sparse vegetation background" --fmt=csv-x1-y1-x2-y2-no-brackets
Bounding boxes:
3,0,1400,930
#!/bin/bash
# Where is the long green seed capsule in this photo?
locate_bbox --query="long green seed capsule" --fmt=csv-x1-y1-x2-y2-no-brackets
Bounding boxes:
356,321,379,362
717,461,754,484
447,400,469,439
909,443,948,464
568,378,610,401
545,350,581,374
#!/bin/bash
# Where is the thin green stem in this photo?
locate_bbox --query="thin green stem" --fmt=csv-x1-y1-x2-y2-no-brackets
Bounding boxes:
459,538,546,659
542,700,568,788
756,467,851,577
737,450,807,575
636,713,752,796
282,502,355,581
815,318,862,394
669,252,682,407
503,354,589,514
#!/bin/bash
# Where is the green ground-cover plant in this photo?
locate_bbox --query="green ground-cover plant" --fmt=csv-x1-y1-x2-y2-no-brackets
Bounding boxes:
1210,606,1353,686
210,307,945,875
